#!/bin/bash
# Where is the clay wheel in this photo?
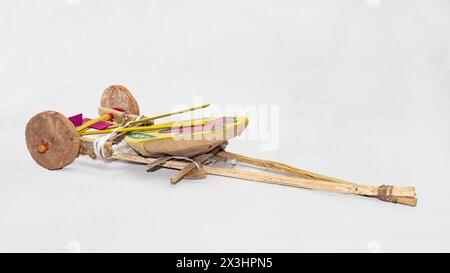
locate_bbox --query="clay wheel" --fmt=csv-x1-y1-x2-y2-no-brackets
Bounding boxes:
100,85,140,116
25,111,80,170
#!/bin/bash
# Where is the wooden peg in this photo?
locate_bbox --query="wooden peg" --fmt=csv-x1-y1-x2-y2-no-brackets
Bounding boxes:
170,146,222,184
146,156,172,172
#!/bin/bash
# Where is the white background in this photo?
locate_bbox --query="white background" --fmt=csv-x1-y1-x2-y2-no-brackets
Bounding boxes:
1,0,449,252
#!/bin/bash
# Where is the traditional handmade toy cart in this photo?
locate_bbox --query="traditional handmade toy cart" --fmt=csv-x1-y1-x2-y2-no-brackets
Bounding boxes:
25,85,417,206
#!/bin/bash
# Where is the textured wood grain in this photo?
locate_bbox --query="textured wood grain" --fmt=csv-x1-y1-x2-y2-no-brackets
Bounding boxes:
25,111,80,170
217,151,358,186
129,138,227,158
126,121,246,158
111,151,417,206
79,138,113,159
216,151,416,206
100,84,140,117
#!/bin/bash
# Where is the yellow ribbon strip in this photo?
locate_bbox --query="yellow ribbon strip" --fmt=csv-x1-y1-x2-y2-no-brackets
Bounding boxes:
108,103,210,129
76,114,111,133
79,120,208,136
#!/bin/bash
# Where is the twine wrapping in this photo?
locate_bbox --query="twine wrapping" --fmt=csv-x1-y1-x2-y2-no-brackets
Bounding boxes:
377,185,397,203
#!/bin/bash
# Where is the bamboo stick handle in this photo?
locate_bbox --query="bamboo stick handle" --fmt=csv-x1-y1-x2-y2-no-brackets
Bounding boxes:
201,166,416,206
110,151,417,206
216,151,358,186
216,151,417,206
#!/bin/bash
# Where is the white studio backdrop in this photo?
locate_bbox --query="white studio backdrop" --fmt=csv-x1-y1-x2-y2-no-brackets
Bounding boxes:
0,0,449,252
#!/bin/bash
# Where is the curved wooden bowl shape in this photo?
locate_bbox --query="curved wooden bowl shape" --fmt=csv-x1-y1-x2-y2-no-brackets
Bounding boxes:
126,116,248,157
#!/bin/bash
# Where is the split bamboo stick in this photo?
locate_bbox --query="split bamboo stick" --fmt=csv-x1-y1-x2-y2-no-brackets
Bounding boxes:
216,151,359,186
109,151,417,206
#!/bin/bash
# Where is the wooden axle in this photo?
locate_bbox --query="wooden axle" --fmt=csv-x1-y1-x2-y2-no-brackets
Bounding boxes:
98,106,142,124
79,137,113,159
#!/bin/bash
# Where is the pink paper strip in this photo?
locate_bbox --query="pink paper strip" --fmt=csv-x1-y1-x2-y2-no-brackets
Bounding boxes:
82,118,113,130
68,114,83,127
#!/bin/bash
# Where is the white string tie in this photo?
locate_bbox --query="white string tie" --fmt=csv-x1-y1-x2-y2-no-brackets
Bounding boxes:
93,115,145,160
170,156,201,170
